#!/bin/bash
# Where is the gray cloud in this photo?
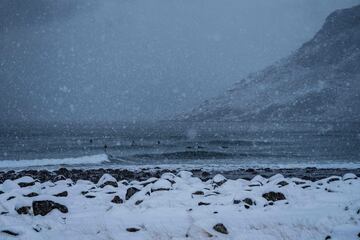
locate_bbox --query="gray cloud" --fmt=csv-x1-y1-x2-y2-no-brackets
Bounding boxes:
0,0,97,31
1,0,359,123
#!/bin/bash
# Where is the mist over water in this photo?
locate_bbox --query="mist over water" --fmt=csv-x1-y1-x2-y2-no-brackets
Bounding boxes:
1,0,359,122
1,121,360,169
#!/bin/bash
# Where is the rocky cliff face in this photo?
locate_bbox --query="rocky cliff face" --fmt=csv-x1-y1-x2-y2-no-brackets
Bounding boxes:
181,5,360,122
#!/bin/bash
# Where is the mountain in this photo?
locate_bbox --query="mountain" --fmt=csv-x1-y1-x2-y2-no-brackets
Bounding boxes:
180,5,360,122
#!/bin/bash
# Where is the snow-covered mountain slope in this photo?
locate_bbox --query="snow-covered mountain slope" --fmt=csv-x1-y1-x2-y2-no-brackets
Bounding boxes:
181,5,360,122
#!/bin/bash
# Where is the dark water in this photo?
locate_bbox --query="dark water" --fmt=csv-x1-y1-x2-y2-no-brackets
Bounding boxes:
1,121,360,168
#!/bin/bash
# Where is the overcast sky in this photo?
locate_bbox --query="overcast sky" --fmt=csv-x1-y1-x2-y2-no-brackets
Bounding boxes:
1,0,359,123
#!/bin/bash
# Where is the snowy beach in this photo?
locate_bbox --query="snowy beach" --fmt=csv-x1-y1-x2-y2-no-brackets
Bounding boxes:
1,1,360,239
1,170,359,240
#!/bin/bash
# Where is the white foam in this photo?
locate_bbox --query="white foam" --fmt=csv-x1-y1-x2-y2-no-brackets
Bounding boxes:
0,154,109,169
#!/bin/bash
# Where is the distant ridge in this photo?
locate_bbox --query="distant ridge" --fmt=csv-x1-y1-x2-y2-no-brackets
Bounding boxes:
180,5,360,122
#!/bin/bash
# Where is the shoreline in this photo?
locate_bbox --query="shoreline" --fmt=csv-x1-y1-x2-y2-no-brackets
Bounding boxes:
1,167,360,183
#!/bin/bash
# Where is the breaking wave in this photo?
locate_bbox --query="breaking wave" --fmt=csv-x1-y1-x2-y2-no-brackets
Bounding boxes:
0,154,109,169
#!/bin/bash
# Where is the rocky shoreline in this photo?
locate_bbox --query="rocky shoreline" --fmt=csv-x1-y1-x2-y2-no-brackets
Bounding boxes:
1,167,360,184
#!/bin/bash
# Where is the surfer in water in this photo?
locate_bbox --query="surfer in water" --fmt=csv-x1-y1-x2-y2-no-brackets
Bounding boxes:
103,143,114,160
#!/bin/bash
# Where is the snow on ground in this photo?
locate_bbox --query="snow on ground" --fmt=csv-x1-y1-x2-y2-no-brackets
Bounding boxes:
0,172,359,240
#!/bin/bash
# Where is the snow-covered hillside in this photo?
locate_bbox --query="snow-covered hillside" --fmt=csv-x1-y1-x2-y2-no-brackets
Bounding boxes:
181,5,360,122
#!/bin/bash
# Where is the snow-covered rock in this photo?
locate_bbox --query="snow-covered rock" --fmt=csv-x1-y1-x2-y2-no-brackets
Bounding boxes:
160,172,177,183
151,179,172,192
212,174,227,186
177,171,193,179
343,173,357,181
14,176,36,188
97,174,118,188
268,173,285,182
251,175,268,186
2,180,19,192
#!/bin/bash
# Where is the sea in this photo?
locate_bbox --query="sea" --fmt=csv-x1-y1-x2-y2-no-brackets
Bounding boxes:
1,121,360,170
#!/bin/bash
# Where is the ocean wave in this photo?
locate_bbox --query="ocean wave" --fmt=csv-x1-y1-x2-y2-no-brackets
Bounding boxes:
106,161,360,171
129,151,233,160
0,154,109,169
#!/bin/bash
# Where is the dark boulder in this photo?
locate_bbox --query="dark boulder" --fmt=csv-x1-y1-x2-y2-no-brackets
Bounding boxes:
18,181,35,188
192,191,204,195
1,230,19,236
135,200,143,205
126,227,140,232
85,195,96,199
100,181,118,188
198,202,211,206
53,175,67,182
213,223,228,234
111,195,123,204
202,171,210,177
16,206,31,215
56,168,71,178
262,192,286,202
293,181,306,185
32,200,68,216
243,198,254,206
277,181,289,187
151,188,170,193
53,191,68,197
248,183,262,187
106,191,116,194
233,199,241,204
126,187,140,200
23,192,39,197
6,196,15,201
